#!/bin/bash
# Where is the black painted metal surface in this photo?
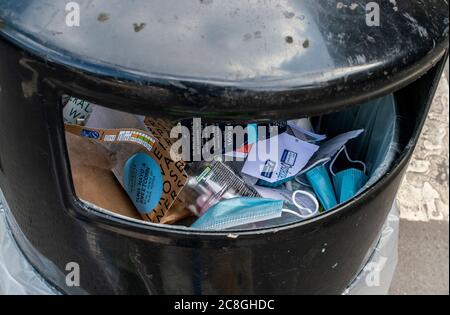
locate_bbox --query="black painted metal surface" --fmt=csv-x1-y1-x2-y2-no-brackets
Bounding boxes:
0,0,448,294
0,0,448,120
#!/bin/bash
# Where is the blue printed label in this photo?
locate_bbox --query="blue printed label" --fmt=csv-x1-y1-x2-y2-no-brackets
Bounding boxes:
277,150,298,181
81,129,100,139
123,153,163,214
281,149,297,166
261,159,276,178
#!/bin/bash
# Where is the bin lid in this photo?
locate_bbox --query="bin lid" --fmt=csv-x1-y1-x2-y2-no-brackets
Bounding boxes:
0,0,448,120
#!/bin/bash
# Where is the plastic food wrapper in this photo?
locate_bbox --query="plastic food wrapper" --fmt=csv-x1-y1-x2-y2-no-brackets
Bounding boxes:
86,104,146,130
65,122,190,224
287,120,327,142
288,118,315,132
180,159,260,216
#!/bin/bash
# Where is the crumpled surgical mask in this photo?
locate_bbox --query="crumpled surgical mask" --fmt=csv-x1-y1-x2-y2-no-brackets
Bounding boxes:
190,197,308,230
329,146,368,203
294,156,338,211
304,163,338,211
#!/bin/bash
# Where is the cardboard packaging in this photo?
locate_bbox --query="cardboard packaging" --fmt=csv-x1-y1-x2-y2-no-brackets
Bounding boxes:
65,121,191,224
66,132,142,220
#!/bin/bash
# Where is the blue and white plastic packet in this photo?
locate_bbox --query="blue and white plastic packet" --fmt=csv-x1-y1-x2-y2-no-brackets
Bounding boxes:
241,133,319,187
288,120,327,143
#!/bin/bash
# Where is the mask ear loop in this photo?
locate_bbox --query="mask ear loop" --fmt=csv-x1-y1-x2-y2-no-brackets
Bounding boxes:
282,190,319,219
329,146,366,177
294,157,331,187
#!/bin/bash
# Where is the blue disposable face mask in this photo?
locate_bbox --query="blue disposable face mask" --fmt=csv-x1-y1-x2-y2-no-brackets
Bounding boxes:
191,197,310,230
191,198,283,230
329,146,368,203
304,164,338,211
294,157,337,211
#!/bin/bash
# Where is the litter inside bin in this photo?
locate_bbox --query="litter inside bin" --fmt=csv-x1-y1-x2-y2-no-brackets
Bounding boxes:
241,132,319,187
179,160,260,217
65,122,189,224
191,198,285,230
62,93,399,230
329,146,368,204
305,164,338,211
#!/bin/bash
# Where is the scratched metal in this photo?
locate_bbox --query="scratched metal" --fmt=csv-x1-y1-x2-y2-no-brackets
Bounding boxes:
0,0,448,119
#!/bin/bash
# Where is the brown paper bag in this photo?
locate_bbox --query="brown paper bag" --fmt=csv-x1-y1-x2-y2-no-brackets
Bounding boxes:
66,132,142,220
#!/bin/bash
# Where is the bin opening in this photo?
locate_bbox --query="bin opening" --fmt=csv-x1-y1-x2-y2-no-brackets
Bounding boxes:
61,94,399,231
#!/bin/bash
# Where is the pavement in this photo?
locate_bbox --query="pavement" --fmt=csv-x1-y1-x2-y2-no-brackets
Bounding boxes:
389,66,449,295
446,60,449,82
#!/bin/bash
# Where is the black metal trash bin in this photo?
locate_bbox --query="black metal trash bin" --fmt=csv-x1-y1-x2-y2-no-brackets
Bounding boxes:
0,1,448,294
